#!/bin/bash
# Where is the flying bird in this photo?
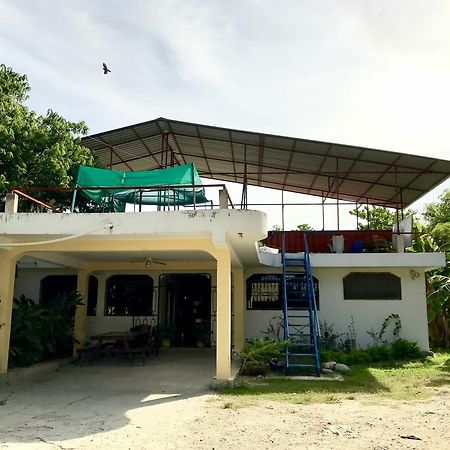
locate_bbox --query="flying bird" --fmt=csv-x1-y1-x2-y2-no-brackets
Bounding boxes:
102,63,111,74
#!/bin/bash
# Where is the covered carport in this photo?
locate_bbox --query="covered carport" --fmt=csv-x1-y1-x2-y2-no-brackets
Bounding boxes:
0,208,266,381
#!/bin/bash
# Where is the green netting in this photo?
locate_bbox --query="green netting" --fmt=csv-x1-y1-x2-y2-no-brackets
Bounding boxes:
75,163,208,212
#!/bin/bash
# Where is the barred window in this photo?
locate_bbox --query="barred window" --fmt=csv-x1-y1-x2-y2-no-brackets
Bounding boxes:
246,274,319,310
105,275,153,316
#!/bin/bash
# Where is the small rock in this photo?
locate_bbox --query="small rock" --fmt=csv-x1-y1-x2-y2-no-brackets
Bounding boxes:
334,363,351,373
322,368,334,374
322,361,337,370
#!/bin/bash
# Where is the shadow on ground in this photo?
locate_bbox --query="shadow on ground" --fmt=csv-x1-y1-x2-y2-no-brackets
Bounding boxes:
426,354,450,388
0,348,215,446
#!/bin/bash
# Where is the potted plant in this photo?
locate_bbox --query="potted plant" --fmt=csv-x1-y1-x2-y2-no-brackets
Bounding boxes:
157,326,176,348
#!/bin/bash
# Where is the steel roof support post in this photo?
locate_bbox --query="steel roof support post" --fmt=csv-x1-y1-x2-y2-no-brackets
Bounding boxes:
161,133,169,168
366,198,370,229
281,189,286,254
337,196,340,231
336,158,340,231
240,146,248,210
109,147,113,170
240,164,248,210
393,166,404,252
192,168,196,210
321,191,325,231
70,189,77,213
400,188,405,220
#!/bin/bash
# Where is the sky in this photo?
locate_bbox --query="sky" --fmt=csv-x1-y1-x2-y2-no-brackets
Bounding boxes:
1,0,450,229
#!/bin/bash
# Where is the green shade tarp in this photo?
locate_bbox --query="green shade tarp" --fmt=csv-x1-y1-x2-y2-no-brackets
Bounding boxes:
75,163,208,211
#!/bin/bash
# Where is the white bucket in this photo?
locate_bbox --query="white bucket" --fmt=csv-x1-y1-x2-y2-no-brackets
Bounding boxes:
332,235,344,253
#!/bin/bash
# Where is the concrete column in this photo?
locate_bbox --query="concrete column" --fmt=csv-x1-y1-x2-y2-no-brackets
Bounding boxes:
4,193,18,214
232,268,245,354
0,253,18,373
73,269,89,355
215,248,231,380
219,189,228,209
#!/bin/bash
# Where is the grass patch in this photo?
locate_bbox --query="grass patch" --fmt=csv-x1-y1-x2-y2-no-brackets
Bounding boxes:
219,351,450,404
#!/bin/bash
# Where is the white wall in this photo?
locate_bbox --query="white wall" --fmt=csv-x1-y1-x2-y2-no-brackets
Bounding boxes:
14,264,430,351
244,266,429,350
14,267,219,344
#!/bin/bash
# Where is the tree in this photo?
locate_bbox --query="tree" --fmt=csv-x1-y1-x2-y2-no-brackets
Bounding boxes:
349,205,397,230
296,224,313,231
409,231,450,347
349,205,416,231
0,64,97,210
423,190,450,248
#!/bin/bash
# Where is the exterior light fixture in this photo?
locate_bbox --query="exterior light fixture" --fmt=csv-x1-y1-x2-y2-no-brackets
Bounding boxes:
409,270,420,280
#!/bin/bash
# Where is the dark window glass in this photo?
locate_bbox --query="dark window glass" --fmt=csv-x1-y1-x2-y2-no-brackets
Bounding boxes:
40,275,77,304
343,272,401,300
105,275,153,316
246,274,319,310
87,276,98,316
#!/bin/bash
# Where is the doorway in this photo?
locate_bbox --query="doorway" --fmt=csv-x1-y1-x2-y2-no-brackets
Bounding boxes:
159,274,211,347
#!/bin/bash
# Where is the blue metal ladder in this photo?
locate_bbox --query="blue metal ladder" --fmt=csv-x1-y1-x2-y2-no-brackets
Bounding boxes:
281,234,321,376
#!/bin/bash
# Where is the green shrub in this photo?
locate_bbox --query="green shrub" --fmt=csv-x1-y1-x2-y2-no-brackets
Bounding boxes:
391,339,422,360
366,344,392,362
319,322,343,350
240,338,287,375
9,296,46,366
9,291,83,367
344,349,372,364
320,340,422,366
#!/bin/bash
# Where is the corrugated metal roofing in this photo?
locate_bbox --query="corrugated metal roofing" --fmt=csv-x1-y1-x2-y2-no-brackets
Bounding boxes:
81,117,450,208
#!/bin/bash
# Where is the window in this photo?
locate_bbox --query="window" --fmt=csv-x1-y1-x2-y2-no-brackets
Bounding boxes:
105,275,153,316
40,275,77,303
343,272,401,300
246,274,319,310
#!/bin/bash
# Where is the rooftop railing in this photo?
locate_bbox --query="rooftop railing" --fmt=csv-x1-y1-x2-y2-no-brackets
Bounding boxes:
5,183,235,213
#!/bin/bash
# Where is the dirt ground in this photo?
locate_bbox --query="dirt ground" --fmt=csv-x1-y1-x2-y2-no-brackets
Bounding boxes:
0,350,449,450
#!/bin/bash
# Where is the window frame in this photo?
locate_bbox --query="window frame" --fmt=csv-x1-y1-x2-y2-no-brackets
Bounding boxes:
343,272,402,300
105,274,154,316
246,273,319,310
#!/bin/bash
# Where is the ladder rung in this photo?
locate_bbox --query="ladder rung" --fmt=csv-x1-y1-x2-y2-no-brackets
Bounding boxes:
286,364,317,368
287,307,311,311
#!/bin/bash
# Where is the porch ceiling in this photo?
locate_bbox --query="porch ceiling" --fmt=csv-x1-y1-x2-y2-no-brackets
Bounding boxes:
18,250,217,271
82,117,450,208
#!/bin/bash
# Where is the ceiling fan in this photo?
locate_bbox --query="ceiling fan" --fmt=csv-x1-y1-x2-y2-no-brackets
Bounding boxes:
130,257,167,266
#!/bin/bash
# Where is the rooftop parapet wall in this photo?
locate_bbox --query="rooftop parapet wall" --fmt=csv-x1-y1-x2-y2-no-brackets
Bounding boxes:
264,230,396,253
258,248,445,271
0,209,266,240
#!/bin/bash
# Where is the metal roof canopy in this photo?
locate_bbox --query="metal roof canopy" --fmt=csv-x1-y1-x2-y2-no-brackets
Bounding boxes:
81,117,450,208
